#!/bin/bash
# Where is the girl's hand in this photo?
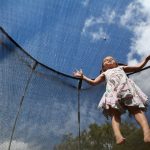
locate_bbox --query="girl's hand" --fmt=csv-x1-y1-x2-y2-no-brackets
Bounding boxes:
146,55,150,61
73,69,83,79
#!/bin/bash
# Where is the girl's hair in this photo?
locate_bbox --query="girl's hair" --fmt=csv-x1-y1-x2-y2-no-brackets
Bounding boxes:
99,56,127,73
100,62,127,74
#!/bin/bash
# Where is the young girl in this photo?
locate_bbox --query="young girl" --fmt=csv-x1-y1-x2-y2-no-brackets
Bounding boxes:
73,55,150,144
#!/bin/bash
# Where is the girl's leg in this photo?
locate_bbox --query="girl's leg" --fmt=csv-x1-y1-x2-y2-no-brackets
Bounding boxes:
110,108,125,144
128,107,150,142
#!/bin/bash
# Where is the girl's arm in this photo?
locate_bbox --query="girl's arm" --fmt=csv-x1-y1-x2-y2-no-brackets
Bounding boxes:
123,55,150,73
73,69,105,85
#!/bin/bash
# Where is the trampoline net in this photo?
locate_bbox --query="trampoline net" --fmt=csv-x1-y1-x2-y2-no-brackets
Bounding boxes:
0,27,150,150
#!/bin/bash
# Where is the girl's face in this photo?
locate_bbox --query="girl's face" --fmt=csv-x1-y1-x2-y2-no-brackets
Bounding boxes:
103,56,117,70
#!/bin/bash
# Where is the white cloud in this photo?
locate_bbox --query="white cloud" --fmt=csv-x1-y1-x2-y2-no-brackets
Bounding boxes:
120,0,150,64
129,63,150,95
82,8,116,42
0,140,39,150
130,24,150,58
82,16,104,33
81,0,90,7
104,9,116,24
45,101,78,136
89,27,109,42
120,2,142,28
46,99,103,135
120,0,150,102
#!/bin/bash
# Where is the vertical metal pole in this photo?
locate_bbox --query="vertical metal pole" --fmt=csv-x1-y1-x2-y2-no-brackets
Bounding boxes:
8,62,38,150
77,79,82,150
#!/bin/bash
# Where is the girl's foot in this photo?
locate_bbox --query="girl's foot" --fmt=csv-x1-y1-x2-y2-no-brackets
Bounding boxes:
144,132,150,143
116,136,126,144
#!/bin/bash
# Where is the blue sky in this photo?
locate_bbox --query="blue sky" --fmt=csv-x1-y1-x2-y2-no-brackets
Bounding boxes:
1,0,150,77
0,0,133,76
1,0,150,149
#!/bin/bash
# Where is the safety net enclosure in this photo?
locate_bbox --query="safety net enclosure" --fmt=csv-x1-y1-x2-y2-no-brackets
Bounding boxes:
1,27,150,150
0,27,79,150
0,26,107,150
1,2,150,150
0,0,133,76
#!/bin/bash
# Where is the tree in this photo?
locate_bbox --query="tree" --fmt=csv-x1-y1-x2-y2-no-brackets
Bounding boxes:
54,121,149,150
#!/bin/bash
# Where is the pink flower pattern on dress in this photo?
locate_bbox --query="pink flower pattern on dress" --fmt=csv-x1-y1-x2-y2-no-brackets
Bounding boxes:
98,66,148,118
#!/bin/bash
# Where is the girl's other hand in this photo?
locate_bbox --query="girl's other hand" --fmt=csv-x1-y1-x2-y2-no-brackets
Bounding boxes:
73,69,83,79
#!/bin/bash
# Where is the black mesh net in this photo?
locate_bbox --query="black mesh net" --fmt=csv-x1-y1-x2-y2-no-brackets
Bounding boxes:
0,27,150,150
0,27,79,150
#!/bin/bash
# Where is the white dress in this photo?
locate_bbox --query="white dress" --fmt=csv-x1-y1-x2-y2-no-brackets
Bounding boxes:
98,66,149,118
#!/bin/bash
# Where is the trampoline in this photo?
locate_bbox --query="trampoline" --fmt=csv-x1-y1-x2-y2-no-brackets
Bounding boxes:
0,0,150,150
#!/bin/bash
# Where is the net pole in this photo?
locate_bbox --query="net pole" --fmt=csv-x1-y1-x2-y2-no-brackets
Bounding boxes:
8,62,38,150
77,79,82,150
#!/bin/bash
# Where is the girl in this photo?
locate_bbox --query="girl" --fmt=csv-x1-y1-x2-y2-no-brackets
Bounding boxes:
73,55,150,144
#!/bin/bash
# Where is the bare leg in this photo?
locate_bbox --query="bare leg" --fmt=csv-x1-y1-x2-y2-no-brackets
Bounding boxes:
110,108,125,144
128,107,150,143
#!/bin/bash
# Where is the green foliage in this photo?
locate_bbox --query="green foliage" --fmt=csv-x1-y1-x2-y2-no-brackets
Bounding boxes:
113,128,150,150
54,121,150,150
53,133,78,150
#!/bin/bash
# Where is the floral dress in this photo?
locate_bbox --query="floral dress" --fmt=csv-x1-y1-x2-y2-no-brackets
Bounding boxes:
98,66,149,118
